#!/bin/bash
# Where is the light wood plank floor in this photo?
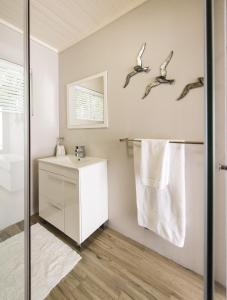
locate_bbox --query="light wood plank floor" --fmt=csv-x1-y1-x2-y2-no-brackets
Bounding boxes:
0,218,225,300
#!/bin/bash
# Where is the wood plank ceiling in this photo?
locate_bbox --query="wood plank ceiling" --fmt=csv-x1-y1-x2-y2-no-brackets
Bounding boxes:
0,0,147,52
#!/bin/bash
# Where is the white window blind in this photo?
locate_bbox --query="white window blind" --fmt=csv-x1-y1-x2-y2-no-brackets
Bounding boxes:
73,86,104,122
0,59,24,113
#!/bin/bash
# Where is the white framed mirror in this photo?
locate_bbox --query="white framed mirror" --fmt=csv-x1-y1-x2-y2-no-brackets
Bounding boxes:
67,71,108,129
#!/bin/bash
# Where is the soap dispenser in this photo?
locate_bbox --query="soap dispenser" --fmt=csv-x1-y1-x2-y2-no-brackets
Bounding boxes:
55,137,66,157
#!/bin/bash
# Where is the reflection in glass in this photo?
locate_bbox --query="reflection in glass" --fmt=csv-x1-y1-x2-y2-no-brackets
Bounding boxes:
0,3,25,298
0,58,24,228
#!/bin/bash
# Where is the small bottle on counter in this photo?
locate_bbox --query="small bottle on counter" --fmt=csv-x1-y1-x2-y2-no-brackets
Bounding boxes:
55,137,66,157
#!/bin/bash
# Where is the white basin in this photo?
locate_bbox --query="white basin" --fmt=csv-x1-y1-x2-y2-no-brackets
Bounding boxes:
38,155,106,170
54,156,91,164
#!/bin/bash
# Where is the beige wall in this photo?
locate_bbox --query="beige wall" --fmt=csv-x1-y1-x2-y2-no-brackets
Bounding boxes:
59,0,209,280
78,77,104,94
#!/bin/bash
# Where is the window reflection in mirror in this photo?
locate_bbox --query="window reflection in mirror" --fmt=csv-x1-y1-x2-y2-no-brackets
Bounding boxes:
67,71,108,129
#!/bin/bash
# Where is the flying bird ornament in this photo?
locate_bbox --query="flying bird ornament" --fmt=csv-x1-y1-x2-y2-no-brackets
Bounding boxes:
123,43,150,88
177,77,204,101
142,51,175,99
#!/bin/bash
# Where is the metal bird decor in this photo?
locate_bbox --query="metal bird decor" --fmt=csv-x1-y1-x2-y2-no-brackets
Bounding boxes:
142,51,175,99
123,43,150,88
176,77,204,101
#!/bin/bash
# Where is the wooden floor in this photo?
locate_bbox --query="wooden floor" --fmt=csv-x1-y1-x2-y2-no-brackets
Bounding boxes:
0,219,226,300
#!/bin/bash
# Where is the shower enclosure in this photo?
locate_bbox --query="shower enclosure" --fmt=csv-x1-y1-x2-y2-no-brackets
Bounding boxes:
0,0,224,299
0,0,30,299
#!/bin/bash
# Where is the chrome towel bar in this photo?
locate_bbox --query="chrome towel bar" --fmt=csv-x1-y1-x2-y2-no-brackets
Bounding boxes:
119,138,204,145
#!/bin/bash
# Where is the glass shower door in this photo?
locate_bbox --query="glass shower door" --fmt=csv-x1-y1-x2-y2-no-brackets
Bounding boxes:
213,0,227,299
0,0,28,299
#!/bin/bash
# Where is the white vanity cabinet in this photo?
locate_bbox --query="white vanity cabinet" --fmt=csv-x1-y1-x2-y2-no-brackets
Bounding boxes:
38,156,108,244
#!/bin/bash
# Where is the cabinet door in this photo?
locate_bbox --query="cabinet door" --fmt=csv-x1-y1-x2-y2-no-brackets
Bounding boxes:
39,170,64,231
64,180,80,243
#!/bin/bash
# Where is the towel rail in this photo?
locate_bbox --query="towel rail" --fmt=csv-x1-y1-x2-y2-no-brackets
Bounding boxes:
119,138,204,145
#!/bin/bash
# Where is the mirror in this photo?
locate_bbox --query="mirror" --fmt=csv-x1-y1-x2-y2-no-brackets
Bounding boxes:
67,71,108,129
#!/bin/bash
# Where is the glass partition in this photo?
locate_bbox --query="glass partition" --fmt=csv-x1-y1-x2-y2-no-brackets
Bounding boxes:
214,0,227,299
27,0,225,299
0,0,26,298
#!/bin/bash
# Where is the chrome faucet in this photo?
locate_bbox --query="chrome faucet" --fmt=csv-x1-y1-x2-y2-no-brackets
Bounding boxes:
75,146,85,160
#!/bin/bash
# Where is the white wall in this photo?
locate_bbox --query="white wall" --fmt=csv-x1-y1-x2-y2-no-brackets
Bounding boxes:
30,38,59,214
59,0,209,280
0,23,59,220
0,23,24,229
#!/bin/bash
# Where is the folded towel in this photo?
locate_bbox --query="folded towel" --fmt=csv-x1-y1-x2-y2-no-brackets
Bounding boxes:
140,139,170,189
134,142,186,247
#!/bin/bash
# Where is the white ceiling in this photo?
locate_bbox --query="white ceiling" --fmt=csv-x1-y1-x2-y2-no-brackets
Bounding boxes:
0,0,147,52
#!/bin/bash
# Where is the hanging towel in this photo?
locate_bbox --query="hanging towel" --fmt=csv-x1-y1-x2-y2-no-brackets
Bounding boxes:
140,139,170,189
133,141,186,247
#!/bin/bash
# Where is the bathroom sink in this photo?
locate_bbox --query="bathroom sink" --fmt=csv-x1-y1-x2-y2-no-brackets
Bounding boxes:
38,155,106,170
55,156,91,164
38,154,108,246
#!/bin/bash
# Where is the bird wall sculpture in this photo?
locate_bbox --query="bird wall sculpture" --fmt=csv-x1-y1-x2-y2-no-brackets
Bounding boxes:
123,43,150,88
176,77,204,100
142,51,175,99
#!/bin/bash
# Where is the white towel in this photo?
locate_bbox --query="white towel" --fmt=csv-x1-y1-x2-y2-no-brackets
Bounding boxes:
133,142,186,247
140,139,170,189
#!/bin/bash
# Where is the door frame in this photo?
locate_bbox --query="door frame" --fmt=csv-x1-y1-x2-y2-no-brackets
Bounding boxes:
204,0,214,299
24,0,31,299
22,0,215,299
